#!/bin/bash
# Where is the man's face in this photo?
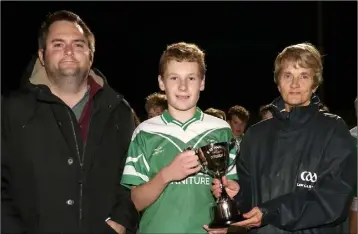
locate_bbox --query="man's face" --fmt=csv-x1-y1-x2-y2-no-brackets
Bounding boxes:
39,20,92,79
147,106,164,119
228,115,246,137
158,60,205,113
277,62,317,109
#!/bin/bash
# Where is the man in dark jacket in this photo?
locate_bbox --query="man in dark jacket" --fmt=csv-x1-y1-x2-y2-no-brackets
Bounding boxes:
205,43,357,234
2,10,138,234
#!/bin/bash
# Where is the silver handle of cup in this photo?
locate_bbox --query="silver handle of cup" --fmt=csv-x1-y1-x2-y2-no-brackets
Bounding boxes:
226,138,241,173
185,145,213,176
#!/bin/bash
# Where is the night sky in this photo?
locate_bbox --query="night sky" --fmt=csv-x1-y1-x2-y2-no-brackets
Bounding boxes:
2,1,357,127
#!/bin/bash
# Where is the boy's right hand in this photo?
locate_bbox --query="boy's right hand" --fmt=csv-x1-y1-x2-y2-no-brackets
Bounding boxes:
211,177,240,199
162,150,201,182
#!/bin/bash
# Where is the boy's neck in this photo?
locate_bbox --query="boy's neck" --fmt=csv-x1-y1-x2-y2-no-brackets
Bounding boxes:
168,106,197,123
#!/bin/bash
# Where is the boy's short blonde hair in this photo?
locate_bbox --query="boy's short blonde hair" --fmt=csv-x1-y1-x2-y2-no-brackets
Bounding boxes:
159,42,206,77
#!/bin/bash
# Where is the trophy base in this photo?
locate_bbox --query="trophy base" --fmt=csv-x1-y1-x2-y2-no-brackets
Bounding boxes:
208,214,244,229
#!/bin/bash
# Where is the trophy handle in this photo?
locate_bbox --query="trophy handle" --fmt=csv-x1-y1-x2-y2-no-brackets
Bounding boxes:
229,137,241,152
186,146,210,174
226,138,241,173
196,148,212,175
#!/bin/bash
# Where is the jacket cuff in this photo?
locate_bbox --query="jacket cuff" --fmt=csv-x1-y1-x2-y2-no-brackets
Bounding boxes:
258,203,279,226
103,220,120,234
110,205,139,234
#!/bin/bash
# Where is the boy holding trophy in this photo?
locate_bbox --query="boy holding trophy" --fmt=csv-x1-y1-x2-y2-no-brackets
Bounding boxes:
121,42,239,233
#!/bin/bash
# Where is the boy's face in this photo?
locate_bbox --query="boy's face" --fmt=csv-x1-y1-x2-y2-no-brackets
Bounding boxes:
147,106,164,119
158,60,205,113
228,115,246,137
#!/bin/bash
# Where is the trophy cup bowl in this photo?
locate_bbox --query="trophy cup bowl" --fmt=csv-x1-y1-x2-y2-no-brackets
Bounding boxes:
195,141,244,229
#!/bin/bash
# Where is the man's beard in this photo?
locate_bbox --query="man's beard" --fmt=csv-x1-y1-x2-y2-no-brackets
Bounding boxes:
58,66,81,77
47,66,88,86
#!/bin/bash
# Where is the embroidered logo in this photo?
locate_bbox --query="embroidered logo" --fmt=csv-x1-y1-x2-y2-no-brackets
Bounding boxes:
296,171,318,189
152,146,164,156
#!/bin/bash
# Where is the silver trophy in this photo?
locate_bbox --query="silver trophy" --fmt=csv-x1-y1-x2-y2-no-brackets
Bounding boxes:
190,140,243,228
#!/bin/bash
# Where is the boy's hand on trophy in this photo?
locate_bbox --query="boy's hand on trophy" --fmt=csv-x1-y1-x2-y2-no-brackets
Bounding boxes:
211,179,223,198
163,150,201,182
211,176,240,199
224,178,240,198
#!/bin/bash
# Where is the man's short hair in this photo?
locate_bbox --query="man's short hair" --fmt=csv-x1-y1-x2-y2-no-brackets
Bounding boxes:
227,105,250,123
159,42,206,77
259,104,272,118
38,10,95,61
204,108,226,120
274,42,323,88
145,92,167,113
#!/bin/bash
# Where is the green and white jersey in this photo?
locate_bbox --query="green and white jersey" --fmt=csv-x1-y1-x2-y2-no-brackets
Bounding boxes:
121,108,238,234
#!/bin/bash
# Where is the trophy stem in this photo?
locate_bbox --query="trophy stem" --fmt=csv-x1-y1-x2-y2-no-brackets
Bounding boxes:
210,177,245,229
218,177,231,201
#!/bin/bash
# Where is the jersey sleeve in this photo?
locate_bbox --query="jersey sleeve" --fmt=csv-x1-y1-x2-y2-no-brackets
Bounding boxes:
121,131,151,189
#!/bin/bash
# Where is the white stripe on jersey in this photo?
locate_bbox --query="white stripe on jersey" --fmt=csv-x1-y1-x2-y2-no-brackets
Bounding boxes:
149,132,183,152
192,128,218,148
123,165,150,182
131,114,231,144
126,154,150,172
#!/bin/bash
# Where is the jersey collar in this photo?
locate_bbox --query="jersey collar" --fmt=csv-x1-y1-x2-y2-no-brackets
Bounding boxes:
161,107,204,129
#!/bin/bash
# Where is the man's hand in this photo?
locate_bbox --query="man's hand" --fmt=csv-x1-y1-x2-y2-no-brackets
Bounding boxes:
203,207,262,233
162,150,201,182
106,220,126,234
211,177,240,199
203,225,228,234
232,207,263,228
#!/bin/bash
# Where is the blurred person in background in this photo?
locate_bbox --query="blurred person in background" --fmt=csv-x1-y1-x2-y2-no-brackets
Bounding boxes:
258,104,273,120
204,107,226,120
227,105,249,139
145,92,167,119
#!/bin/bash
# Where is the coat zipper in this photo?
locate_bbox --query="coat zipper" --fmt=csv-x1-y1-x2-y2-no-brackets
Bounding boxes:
67,110,89,228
